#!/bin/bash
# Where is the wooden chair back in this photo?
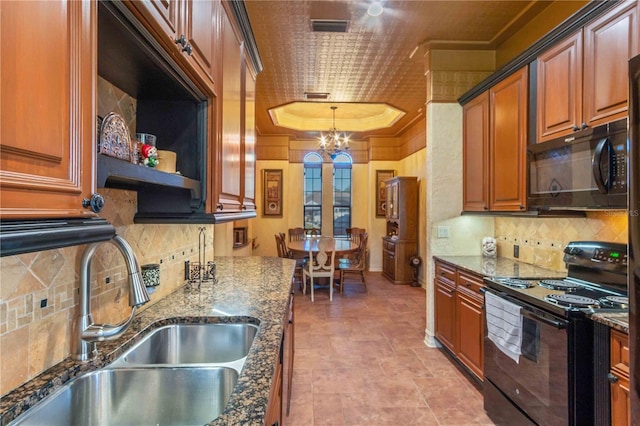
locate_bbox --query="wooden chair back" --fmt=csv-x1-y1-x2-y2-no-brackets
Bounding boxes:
346,227,366,245
288,227,306,242
309,236,336,273
275,233,287,258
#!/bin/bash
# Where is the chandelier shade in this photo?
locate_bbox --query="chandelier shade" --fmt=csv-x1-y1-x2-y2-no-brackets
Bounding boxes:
318,106,349,159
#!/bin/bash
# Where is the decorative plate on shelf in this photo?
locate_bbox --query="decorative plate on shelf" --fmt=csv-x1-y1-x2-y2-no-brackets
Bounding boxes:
99,112,131,161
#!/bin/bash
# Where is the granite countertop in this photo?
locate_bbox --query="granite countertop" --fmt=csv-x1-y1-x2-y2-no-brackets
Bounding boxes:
434,255,566,280
0,256,295,426
590,312,629,334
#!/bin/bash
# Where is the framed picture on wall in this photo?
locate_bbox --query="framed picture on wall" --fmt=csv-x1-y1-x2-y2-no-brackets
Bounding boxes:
263,169,283,217
376,169,396,217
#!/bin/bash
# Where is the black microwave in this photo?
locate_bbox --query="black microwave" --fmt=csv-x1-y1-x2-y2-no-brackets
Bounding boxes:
527,118,628,210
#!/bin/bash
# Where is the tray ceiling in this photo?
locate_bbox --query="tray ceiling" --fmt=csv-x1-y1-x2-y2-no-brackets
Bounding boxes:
245,0,558,140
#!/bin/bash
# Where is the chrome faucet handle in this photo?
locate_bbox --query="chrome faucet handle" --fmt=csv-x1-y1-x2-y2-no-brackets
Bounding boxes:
74,235,150,361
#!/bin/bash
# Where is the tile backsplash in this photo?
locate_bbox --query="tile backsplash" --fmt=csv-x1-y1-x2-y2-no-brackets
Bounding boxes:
495,211,629,271
0,78,213,396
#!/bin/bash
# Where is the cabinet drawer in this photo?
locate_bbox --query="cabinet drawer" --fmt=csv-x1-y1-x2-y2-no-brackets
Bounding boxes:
384,240,396,252
435,261,456,284
457,271,485,297
611,329,629,373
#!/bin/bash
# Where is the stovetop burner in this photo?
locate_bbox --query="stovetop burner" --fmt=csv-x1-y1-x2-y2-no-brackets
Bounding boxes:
544,293,599,308
598,295,629,309
497,278,535,288
538,279,584,291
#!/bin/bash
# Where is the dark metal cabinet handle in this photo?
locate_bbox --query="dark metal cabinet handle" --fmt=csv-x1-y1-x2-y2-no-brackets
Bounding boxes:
573,125,580,132
581,122,588,130
217,203,223,211
82,193,105,213
174,34,187,47
608,372,619,383
182,44,193,56
242,205,247,210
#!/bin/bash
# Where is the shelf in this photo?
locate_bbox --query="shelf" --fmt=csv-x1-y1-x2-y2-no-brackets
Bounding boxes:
97,155,202,201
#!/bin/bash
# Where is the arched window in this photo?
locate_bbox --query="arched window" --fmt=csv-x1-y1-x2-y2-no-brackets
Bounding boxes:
303,153,323,229
332,153,352,237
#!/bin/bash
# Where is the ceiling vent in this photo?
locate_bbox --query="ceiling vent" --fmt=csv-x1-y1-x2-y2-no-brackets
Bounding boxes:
310,19,350,33
304,92,330,100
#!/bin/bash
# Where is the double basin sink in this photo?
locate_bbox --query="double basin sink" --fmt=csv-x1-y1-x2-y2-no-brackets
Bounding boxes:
10,322,258,426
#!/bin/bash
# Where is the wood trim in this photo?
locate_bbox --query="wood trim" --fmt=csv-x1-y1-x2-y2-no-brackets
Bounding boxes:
458,0,620,105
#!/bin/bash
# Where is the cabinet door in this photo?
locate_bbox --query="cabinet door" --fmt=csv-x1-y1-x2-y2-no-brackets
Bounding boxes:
265,333,283,426
489,66,528,211
463,91,490,211
127,0,181,42
382,240,396,281
456,286,484,380
386,180,399,220
182,0,216,88
435,279,456,353
583,0,639,127
242,66,256,211
216,8,243,212
536,31,583,142
611,377,630,426
610,330,630,426
0,1,96,219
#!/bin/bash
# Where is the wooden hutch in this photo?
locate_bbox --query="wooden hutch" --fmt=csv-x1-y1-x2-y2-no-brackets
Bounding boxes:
381,176,418,284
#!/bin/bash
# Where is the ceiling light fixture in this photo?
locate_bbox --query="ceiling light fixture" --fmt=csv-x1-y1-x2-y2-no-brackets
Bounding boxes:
367,1,384,17
318,106,349,160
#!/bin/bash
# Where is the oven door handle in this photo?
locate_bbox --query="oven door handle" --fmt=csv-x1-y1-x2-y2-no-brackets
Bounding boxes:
521,308,567,329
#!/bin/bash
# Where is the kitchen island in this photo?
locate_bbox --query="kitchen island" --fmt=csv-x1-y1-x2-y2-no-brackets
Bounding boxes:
0,256,295,426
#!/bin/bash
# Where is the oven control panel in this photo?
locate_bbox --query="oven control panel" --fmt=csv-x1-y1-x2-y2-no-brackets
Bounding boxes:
592,248,627,265
563,241,628,274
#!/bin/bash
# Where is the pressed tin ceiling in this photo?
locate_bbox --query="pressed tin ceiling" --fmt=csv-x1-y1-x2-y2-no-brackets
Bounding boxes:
244,0,558,141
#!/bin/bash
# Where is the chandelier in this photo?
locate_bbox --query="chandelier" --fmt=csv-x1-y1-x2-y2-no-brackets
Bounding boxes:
318,106,349,159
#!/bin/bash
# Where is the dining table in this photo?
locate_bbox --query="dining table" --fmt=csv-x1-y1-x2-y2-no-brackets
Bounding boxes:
287,237,358,257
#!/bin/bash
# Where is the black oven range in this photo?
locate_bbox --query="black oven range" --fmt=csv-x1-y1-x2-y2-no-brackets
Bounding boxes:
483,241,627,425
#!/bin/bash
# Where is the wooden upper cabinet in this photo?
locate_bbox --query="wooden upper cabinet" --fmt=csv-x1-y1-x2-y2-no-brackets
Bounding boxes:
215,6,243,212
183,0,216,86
127,0,216,90
536,31,583,141
462,91,490,212
489,66,528,211
0,0,97,219
583,0,639,126
537,0,639,142
243,66,257,211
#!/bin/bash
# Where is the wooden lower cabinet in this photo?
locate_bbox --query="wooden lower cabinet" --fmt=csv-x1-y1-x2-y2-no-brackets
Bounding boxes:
610,329,630,426
455,271,484,380
434,259,485,381
264,338,283,426
434,262,457,352
382,238,417,285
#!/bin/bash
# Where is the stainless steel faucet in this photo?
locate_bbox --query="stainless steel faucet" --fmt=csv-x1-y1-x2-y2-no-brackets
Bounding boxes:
74,235,150,361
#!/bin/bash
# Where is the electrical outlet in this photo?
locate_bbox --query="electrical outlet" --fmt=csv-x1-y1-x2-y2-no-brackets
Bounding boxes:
437,226,450,239
514,244,520,258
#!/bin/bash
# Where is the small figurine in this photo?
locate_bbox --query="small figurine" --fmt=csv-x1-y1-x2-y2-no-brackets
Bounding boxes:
482,237,497,258
140,143,159,167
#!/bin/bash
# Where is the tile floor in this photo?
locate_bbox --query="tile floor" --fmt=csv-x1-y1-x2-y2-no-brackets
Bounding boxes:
283,271,495,425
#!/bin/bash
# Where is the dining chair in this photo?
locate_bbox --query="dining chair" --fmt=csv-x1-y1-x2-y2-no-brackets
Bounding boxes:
288,227,306,242
346,227,366,245
275,233,305,290
338,232,368,294
302,236,336,302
